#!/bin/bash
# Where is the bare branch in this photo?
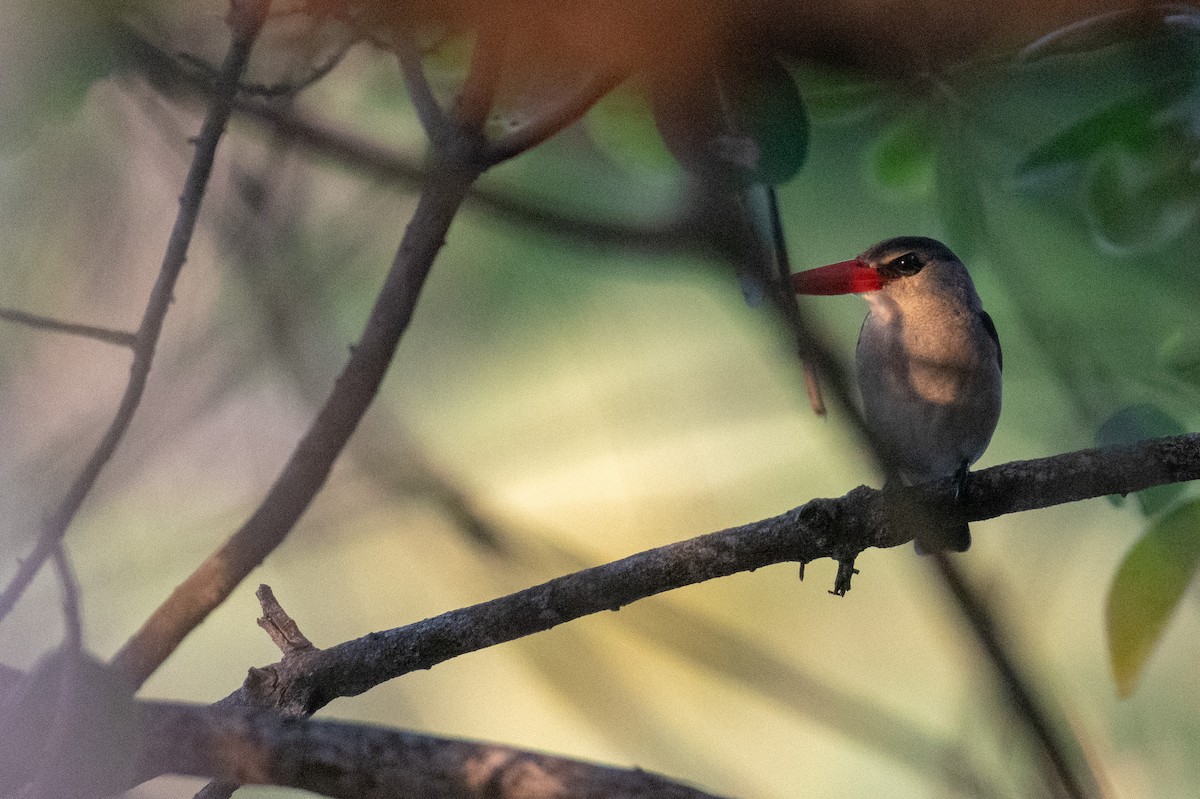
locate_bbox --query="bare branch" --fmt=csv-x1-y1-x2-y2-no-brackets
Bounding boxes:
121,29,703,254
231,96,701,252
139,701,728,799
394,34,450,145
212,434,1200,713
110,148,483,690
931,555,1102,799
0,0,273,627
0,307,136,348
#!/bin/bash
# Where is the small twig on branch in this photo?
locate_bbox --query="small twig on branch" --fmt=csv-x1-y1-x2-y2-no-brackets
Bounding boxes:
210,434,1199,715
138,701,728,799
193,585,317,799
255,584,315,655
0,0,273,628
0,307,136,348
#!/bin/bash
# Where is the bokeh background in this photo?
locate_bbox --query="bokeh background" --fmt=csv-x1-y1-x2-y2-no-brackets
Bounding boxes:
2,1,1199,797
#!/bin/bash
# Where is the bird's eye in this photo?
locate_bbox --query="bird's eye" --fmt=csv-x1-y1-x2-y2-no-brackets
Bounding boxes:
886,253,924,277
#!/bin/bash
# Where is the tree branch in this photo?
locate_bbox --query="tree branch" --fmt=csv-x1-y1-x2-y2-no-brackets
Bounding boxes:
137,701,727,799
211,434,1199,714
394,33,451,145
0,307,136,348
0,0,273,627
931,554,1100,799
120,28,704,254
110,145,484,690
232,96,702,252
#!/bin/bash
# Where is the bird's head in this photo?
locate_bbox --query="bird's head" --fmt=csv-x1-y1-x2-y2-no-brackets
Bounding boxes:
791,237,967,299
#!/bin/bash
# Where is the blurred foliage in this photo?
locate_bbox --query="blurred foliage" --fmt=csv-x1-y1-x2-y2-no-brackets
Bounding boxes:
2,3,1200,799
1097,404,1190,516
651,52,809,186
1107,499,1200,697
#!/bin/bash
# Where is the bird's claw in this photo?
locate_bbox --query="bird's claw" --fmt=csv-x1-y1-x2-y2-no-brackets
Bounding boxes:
829,558,860,597
953,461,971,504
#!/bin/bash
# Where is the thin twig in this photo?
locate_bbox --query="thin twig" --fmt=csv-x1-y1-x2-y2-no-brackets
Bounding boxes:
255,584,315,655
931,554,1100,799
120,29,703,254
0,307,137,348
211,434,1200,713
481,70,625,166
765,186,825,416
233,95,702,251
454,19,510,130
0,0,273,627
394,34,450,145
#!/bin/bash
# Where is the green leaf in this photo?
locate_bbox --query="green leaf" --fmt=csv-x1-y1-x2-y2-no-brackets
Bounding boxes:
1159,327,1200,389
792,65,880,122
867,115,934,196
1096,404,1189,515
651,54,809,186
585,85,679,180
1016,92,1161,176
933,111,987,260
1082,144,1200,255
741,58,810,185
1107,498,1200,697
0,1,125,149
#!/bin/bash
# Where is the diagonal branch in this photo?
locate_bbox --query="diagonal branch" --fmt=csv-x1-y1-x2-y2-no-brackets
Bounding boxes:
0,0,273,627
932,554,1100,799
394,33,450,145
109,151,482,688
109,33,648,691
213,434,1199,714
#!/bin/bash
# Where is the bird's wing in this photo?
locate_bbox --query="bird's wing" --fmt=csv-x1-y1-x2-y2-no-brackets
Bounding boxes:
979,310,1002,372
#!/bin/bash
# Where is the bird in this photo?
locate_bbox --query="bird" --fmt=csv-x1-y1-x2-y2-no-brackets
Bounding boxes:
791,236,1002,553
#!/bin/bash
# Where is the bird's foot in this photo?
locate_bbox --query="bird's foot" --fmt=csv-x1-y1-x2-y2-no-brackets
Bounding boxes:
953,460,972,504
829,558,860,596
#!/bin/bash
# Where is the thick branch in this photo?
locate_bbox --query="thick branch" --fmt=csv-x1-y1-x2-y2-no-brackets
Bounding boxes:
138,701,725,799
0,0,271,626
219,434,1199,713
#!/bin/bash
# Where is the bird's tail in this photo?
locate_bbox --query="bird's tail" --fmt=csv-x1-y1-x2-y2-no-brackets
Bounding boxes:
914,522,971,555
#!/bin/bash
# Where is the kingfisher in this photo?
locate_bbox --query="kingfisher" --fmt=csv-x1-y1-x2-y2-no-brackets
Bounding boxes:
792,236,1002,552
